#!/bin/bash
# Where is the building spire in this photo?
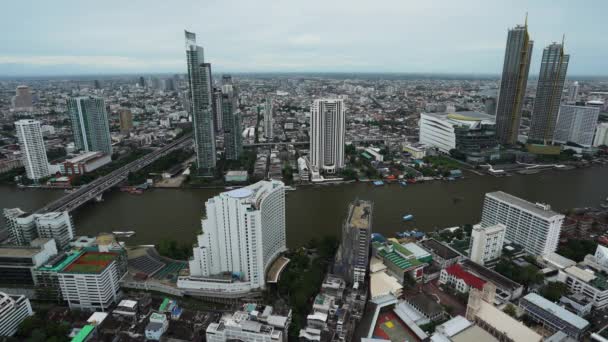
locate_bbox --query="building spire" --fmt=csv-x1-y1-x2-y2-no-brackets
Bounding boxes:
525,12,528,28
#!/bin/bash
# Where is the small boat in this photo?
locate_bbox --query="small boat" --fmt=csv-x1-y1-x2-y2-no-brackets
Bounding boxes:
113,231,136,237
284,186,297,191
399,180,408,187
402,214,414,221
373,181,384,186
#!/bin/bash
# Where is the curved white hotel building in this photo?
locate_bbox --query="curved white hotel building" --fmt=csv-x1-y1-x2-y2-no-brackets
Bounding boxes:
178,180,286,295
310,99,345,174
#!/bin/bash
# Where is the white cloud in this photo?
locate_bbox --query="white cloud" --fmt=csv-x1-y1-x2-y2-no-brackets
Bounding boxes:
288,34,322,46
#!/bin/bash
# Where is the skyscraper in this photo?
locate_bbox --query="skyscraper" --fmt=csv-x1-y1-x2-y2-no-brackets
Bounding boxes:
119,109,133,134
15,119,50,180
553,104,599,147
310,99,346,174
212,88,223,132
12,85,33,112
67,96,113,155
221,83,242,160
529,42,570,143
185,30,216,175
334,200,372,285
179,180,286,294
264,97,274,140
495,21,533,145
567,81,579,103
481,191,563,256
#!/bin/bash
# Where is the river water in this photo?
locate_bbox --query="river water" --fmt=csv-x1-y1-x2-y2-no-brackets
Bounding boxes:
1,166,607,248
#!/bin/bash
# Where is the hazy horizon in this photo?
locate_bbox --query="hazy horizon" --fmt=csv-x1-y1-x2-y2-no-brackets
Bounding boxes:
2,0,608,77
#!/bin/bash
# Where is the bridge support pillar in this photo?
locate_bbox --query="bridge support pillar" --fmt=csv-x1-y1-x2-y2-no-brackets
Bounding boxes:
95,194,103,202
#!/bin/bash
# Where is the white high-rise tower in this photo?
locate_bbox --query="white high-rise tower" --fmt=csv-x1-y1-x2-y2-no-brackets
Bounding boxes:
310,99,345,174
15,119,50,181
179,180,286,294
264,97,274,140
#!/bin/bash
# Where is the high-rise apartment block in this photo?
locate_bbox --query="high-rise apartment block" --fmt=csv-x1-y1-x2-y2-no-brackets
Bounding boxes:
12,85,34,112
4,209,75,250
469,223,506,265
495,22,533,145
67,96,113,155
119,109,133,134
567,81,579,103
310,99,345,174
553,104,600,147
529,43,569,143
264,97,274,140
593,122,608,147
179,180,286,295
15,119,50,181
221,83,242,161
185,30,216,175
0,292,33,337
212,88,223,132
334,200,372,285
481,191,563,256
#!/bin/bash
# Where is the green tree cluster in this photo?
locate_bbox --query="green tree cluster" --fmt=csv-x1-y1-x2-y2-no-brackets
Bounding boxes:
539,282,569,302
557,239,597,262
495,259,544,287
157,239,192,260
13,312,70,342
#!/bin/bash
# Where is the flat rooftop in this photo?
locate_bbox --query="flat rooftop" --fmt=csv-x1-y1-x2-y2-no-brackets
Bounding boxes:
461,259,521,291
486,191,563,220
522,293,589,330
266,256,290,283
347,200,373,230
62,252,117,274
476,300,542,342
0,245,42,258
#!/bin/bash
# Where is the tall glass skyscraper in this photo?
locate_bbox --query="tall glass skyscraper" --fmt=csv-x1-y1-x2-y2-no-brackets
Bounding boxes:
67,96,112,155
221,82,242,161
529,42,569,143
495,22,533,145
185,30,216,175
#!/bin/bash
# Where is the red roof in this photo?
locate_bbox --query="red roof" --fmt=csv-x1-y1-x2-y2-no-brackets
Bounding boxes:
445,264,486,290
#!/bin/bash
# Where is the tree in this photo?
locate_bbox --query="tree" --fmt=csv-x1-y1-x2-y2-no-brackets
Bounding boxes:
503,303,517,317
557,239,597,262
539,282,569,302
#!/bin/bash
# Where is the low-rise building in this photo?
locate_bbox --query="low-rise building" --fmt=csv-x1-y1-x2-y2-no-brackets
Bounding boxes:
224,170,248,183
402,142,427,159
372,240,428,282
0,292,33,337
419,238,462,269
560,293,593,317
405,293,444,322
439,263,486,293
145,312,169,341
431,315,498,342
0,238,57,288
469,223,505,266
461,259,524,302
519,293,589,339
558,264,608,309
58,151,111,176
207,308,289,342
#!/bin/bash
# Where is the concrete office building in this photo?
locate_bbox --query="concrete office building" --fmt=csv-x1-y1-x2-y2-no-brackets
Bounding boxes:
495,21,533,145
119,109,133,134
481,191,563,256
207,310,287,342
185,30,216,175
0,292,33,337
593,122,608,147
0,238,58,287
310,99,345,174
553,104,600,147
179,180,286,295
334,200,372,285
58,252,122,311
67,96,113,155
15,119,50,181
12,85,34,112
3,209,75,250
221,83,242,161
264,97,274,140
519,293,589,339
529,43,570,143
567,81,580,103
558,264,608,309
469,223,506,266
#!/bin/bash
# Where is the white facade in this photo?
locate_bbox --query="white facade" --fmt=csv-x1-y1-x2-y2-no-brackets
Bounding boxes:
0,292,33,337
58,254,122,311
553,105,600,147
310,99,345,174
593,122,608,147
469,223,506,265
207,311,284,342
481,191,563,256
180,180,286,294
567,81,579,103
264,98,274,140
558,266,608,309
34,212,75,250
145,312,169,340
15,119,50,180
418,112,495,153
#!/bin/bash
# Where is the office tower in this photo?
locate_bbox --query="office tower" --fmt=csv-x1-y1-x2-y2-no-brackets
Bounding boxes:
14,119,50,181
119,109,133,134
93,80,101,89
264,97,274,140
163,78,175,92
0,292,33,337
12,85,33,112
138,76,145,88
481,191,563,256
221,84,242,160
529,42,570,143
222,74,233,85
185,30,216,175
484,97,497,116
553,104,599,147
212,88,223,132
567,81,579,103
181,180,286,293
469,223,506,266
593,122,608,147
310,99,346,174
149,77,161,90
58,251,122,311
495,21,533,145
334,200,372,285
3,209,75,250
67,96,113,155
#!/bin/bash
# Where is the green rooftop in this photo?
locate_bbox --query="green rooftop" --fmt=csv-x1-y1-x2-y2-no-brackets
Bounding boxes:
591,273,608,291
71,325,95,342
391,241,413,256
378,248,423,270
159,298,171,311
38,251,83,272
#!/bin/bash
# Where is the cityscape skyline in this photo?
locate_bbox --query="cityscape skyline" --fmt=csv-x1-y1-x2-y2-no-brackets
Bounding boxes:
2,0,608,76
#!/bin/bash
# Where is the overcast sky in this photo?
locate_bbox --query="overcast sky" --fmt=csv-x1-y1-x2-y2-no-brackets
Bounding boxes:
2,0,606,76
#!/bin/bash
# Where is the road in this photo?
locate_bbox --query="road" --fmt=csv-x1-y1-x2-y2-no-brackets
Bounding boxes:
36,133,193,214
